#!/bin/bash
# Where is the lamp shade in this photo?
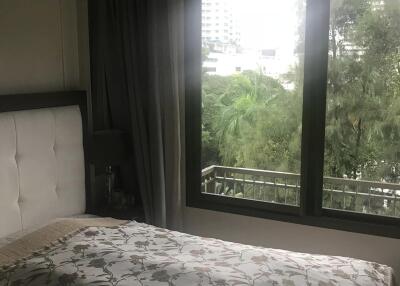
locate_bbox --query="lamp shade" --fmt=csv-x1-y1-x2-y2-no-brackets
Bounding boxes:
91,130,129,166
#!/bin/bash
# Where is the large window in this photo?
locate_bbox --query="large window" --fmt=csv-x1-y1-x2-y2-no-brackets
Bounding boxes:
185,0,400,238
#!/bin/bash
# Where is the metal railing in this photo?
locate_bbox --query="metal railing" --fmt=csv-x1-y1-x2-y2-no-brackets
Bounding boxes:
201,165,400,218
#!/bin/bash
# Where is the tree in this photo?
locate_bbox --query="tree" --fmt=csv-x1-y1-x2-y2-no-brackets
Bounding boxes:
202,70,302,173
325,0,400,183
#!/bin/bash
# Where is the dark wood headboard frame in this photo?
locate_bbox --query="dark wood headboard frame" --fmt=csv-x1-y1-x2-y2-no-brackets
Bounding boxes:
0,91,93,213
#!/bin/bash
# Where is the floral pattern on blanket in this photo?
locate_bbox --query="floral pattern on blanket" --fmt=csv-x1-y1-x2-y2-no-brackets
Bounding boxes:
0,221,393,286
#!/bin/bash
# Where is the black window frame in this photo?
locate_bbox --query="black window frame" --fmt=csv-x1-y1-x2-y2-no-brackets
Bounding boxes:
184,0,400,239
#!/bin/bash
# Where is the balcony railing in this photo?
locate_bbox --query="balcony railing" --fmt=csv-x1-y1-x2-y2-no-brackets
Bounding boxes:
201,165,400,218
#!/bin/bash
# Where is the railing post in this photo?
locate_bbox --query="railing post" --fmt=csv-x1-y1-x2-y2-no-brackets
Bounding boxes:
284,178,288,204
252,176,256,200
221,170,226,195
355,183,359,213
368,187,372,213
242,173,246,198
233,173,237,198
263,177,267,202
210,169,216,194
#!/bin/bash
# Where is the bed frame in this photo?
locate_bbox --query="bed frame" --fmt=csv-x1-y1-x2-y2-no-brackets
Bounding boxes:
0,91,92,238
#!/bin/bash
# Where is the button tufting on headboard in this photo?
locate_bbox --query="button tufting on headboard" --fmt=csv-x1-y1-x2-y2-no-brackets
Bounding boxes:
0,106,86,238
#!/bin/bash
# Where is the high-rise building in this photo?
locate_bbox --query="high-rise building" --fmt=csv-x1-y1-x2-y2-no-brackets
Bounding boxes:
201,0,298,83
202,0,240,51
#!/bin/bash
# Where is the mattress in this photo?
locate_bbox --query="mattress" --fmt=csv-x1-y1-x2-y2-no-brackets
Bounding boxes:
0,218,396,286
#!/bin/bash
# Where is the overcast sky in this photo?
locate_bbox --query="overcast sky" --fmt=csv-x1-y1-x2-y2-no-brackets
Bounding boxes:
232,0,302,50
228,0,303,70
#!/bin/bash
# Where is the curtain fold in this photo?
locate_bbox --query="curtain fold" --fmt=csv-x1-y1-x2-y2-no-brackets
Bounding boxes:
89,0,184,230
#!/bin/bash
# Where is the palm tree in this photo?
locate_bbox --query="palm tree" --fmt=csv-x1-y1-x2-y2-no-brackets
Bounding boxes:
216,70,284,141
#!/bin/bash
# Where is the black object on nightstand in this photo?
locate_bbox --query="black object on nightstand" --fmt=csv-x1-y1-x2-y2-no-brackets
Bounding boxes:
90,129,145,222
98,187,145,221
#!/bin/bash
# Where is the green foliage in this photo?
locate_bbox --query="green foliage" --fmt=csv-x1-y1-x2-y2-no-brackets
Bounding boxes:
202,71,302,172
201,0,400,215
325,0,400,182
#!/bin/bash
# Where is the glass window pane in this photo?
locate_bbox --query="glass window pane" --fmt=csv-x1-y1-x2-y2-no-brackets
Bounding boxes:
201,0,305,206
323,0,400,217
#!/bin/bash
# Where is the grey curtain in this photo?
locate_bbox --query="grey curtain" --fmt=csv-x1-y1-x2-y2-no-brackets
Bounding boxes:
89,0,184,229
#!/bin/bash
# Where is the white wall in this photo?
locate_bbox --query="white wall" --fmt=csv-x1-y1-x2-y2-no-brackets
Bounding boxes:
0,0,87,95
184,207,400,278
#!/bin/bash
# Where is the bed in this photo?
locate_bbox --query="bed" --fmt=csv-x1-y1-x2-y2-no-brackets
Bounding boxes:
0,91,397,286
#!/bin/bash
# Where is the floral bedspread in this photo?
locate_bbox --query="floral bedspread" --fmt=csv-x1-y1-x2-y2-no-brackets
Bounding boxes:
0,221,395,286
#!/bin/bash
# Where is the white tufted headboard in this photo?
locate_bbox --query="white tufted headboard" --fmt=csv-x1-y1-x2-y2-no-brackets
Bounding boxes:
0,93,87,238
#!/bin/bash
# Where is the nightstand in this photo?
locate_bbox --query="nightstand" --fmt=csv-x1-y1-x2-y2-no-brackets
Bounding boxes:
97,206,145,222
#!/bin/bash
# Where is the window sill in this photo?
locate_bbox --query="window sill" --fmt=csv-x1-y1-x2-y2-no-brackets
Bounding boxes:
187,194,400,239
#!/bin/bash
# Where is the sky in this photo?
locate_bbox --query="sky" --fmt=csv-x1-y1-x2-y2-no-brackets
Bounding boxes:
231,0,303,51
202,0,305,74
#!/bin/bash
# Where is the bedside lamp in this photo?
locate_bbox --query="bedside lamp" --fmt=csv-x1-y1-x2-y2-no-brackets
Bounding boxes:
91,129,129,166
91,130,130,205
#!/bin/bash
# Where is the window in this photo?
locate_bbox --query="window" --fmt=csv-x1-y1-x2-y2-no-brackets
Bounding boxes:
322,0,400,219
207,57,218,63
185,0,400,238
201,0,305,211
203,67,217,73
261,49,276,58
